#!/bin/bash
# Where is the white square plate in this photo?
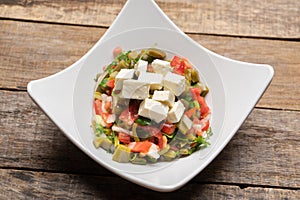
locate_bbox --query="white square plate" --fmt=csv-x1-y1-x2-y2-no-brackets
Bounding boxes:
27,0,274,192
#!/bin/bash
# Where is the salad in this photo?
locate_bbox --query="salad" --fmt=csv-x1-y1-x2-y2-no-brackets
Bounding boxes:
92,47,212,165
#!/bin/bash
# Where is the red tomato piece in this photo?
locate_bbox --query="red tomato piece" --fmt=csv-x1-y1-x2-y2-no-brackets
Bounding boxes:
197,96,210,117
190,87,201,101
118,132,131,144
104,101,112,112
185,107,197,118
106,79,115,88
131,141,152,153
119,101,139,126
119,108,135,126
138,126,163,148
182,58,192,69
202,121,210,132
170,56,184,75
161,123,176,135
94,99,102,115
101,113,113,127
154,131,163,149
171,56,192,75
173,66,185,75
170,55,182,68
190,88,210,117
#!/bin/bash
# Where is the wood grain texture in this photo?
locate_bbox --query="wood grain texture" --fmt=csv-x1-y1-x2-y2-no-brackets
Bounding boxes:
1,0,299,197
1,90,299,188
0,0,299,38
0,20,104,90
1,20,299,110
0,169,299,199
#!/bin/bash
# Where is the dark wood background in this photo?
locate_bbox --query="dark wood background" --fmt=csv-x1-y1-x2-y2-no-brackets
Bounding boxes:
0,0,299,199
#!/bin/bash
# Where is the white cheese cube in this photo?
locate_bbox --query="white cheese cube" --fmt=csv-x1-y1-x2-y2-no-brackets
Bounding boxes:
167,101,185,123
163,72,186,96
135,60,148,76
138,98,169,123
121,79,150,100
115,68,135,79
138,72,163,90
114,69,135,90
147,143,160,159
152,90,175,107
151,59,172,76
178,115,193,135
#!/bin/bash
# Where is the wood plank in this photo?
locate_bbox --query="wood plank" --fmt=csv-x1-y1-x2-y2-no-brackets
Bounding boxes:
0,0,299,38
0,20,104,90
1,90,299,188
1,20,299,110
199,109,300,188
0,169,299,198
0,90,105,174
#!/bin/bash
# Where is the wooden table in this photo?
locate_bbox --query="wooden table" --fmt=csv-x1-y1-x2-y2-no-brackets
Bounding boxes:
1,0,299,198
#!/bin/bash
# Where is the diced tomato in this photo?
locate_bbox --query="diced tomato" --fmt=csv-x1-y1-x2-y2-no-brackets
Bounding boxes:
173,62,185,75
193,117,201,124
106,79,115,88
131,141,152,153
193,114,210,135
190,87,201,101
191,123,203,136
190,88,210,117
153,131,163,149
101,112,109,121
94,100,112,127
170,55,182,68
119,101,139,126
105,102,112,112
161,123,176,135
118,132,131,144
174,66,185,75
171,56,192,75
202,120,210,132
185,107,197,118
94,99,102,115
101,113,113,127
182,58,192,69
119,108,135,126
190,142,197,148
139,126,163,149
197,96,210,117
196,131,203,137
170,56,184,75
